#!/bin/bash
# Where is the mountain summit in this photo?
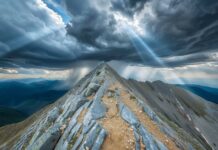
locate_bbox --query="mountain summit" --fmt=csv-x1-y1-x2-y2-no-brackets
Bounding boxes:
0,63,218,150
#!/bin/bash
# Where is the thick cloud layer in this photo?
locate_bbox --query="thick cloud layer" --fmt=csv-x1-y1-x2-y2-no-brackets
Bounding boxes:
0,0,81,68
65,0,218,65
0,0,218,68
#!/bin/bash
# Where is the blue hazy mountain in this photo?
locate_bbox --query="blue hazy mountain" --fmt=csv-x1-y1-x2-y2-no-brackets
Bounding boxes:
0,106,27,126
0,79,68,126
178,84,218,104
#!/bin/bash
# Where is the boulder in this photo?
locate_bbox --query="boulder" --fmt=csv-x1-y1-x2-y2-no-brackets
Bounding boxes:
118,102,139,126
91,99,107,120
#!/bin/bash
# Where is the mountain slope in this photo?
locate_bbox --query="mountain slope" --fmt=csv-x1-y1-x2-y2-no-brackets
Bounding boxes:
0,106,27,126
0,63,217,150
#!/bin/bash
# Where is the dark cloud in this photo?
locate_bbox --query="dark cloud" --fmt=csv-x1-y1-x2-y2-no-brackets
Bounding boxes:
0,0,218,69
111,0,148,16
144,0,218,56
63,0,218,66
0,0,81,68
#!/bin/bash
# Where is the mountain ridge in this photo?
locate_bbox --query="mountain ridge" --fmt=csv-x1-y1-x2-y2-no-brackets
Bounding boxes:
0,63,217,150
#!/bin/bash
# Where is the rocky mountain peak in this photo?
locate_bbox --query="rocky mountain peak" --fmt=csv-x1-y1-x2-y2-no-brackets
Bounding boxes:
0,63,217,150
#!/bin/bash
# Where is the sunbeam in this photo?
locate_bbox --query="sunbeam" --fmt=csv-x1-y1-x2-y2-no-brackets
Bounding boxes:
126,26,184,84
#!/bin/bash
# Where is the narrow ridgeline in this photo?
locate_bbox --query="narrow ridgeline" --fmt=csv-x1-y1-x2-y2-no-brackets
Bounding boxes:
0,63,217,150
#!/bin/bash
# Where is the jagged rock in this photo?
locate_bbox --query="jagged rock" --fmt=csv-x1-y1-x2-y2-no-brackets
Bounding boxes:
118,101,139,126
92,75,104,85
138,124,168,150
92,128,107,150
143,105,161,123
58,96,88,123
83,100,106,126
72,135,84,150
80,123,103,149
94,80,110,101
55,102,90,149
40,130,61,150
47,107,60,123
85,83,101,96
133,126,141,150
91,99,107,120
83,83,108,125
82,120,96,134
27,124,61,150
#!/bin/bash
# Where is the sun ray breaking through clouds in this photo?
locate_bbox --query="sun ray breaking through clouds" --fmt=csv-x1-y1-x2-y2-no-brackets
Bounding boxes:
117,19,185,84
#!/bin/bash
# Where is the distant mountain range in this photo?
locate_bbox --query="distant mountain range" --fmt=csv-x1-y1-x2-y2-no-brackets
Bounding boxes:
178,84,218,104
0,79,68,126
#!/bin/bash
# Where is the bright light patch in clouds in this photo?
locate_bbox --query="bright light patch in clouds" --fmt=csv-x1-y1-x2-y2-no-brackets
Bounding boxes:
114,12,147,36
0,68,71,80
36,0,64,26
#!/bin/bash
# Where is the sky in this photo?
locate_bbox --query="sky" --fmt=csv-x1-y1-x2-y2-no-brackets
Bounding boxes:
0,0,218,87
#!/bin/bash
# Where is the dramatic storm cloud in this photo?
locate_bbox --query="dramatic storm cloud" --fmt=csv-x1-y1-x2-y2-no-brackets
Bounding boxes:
0,0,218,68
0,0,218,86
64,0,218,66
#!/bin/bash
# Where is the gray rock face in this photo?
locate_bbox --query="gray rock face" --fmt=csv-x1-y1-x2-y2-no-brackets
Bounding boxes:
85,83,101,97
40,130,61,150
82,123,102,149
92,129,107,150
71,135,84,150
47,107,60,123
118,101,139,127
138,124,168,150
133,127,141,150
91,99,107,120
27,124,61,150
77,122,107,150
117,101,168,150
